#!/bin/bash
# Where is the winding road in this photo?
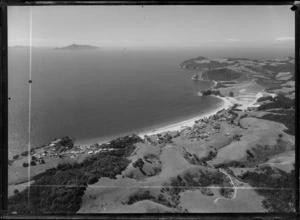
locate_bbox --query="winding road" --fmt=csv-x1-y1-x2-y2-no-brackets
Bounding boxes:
214,168,237,204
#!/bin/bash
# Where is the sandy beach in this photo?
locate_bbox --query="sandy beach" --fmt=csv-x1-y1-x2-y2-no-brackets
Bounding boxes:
137,79,229,138
137,96,232,138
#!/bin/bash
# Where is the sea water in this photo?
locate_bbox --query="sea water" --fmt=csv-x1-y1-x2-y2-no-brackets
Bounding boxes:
8,47,292,157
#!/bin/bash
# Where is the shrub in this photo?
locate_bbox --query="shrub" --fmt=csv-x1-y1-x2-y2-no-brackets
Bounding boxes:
201,90,222,96
240,166,295,212
246,150,254,158
87,176,98,185
202,68,242,81
127,190,156,205
257,96,274,103
13,155,19,160
258,94,294,111
22,162,29,168
8,134,141,214
260,110,295,135
21,151,28,157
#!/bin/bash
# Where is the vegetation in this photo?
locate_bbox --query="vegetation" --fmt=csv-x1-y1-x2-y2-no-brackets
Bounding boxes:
8,135,142,214
132,158,146,175
180,57,233,70
160,170,229,207
257,96,274,103
20,151,29,157
22,162,29,168
13,155,19,160
258,94,294,111
259,110,295,135
127,190,156,205
239,166,295,212
202,68,242,81
216,139,291,168
264,63,295,75
255,78,282,90
220,187,234,198
201,89,222,96
214,82,228,89
127,190,173,208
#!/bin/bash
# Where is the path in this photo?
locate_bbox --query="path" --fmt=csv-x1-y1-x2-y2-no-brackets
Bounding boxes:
214,168,237,204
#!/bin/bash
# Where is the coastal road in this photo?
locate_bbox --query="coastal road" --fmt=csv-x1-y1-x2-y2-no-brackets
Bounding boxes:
213,168,237,204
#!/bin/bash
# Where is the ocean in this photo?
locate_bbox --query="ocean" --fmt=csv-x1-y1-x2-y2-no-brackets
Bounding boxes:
8,47,293,157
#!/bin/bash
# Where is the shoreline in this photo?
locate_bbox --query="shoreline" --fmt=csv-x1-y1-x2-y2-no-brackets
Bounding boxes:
76,95,230,146
77,79,223,145
137,79,231,138
137,96,232,138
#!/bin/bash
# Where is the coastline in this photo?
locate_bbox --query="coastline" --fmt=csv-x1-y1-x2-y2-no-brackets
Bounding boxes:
76,95,230,146
137,79,231,138
77,79,222,145
137,95,232,138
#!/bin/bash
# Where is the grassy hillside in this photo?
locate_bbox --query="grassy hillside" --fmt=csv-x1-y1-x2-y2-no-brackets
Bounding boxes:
202,68,242,81
8,135,142,214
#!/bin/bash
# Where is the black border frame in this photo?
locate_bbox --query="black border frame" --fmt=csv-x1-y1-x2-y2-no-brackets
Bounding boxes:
1,1,299,219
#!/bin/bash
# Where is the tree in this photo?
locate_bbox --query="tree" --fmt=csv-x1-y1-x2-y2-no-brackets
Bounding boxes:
30,161,36,166
22,162,29,167
13,155,19,160
21,151,28,157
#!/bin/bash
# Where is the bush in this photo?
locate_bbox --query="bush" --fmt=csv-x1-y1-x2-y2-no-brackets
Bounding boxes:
201,90,222,96
87,176,98,185
240,166,295,212
13,155,19,160
258,94,294,111
202,68,242,81
127,190,156,205
22,162,29,168
8,134,141,214
257,96,274,103
21,151,29,157
260,110,295,135
132,158,146,175
30,161,36,166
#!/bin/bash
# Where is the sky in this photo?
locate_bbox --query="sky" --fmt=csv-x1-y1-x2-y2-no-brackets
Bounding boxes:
8,5,295,48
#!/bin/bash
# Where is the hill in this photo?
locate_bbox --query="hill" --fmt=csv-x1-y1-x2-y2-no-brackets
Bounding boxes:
54,44,99,50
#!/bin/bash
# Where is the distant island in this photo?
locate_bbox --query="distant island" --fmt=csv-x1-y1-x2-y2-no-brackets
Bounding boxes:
54,44,99,50
9,45,31,48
